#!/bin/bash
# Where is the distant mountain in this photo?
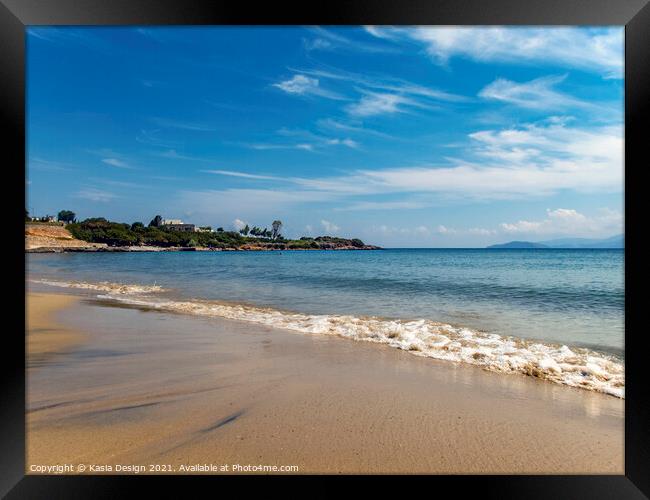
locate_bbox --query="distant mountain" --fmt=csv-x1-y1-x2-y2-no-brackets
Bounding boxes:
539,234,624,249
487,241,548,249
487,234,624,249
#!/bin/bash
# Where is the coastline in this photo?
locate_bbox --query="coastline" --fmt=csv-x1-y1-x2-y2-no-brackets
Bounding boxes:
26,245,380,253
26,291,624,474
25,223,381,253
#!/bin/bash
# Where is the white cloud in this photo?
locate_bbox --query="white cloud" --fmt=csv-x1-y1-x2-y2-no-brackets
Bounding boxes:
303,38,332,51
232,218,247,231
243,142,316,152
478,74,595,111
500,208,622,236
363,26,401,40
272,74,344,100
243,128,361,153
76,187,116,202
303,27,398,54
316,118,395,139
294,67,464,102
336,200,429,211
325,138,359,148
155,149,216,162
371,224,433,237
273,74,317,94
407,27,623,78
436,225,497,236
203,170,281,180
321,219,340,233
210,120,622,202
346,92,414,117
358,122,622,197
468,227,497,236
101,158,130,168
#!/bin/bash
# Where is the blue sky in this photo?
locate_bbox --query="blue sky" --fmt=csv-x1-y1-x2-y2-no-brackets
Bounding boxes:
26,26,624,247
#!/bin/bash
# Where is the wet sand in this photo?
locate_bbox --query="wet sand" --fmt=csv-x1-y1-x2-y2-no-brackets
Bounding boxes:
26,293,85,366
26,292,624,474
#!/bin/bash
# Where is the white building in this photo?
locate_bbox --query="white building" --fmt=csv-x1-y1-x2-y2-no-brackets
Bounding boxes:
161,218,196,232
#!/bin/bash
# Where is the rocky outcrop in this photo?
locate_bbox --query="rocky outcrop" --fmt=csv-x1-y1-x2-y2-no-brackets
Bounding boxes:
25,224,108,251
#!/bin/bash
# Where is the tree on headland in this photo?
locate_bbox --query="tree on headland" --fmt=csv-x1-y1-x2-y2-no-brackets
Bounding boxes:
149,215,163,227
239,224,250,236
62,215,375,250
271,220,283,240
57,210,76,223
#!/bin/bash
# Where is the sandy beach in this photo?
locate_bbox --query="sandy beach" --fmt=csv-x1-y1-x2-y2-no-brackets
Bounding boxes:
26,293,86,367
26,292,624,474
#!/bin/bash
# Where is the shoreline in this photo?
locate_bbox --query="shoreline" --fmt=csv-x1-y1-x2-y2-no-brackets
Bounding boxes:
28,278,625,399
26,291,624,474
26,245,381,253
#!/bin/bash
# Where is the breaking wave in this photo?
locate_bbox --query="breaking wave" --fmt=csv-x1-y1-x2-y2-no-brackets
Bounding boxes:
31,279,166,295
93,289,624,399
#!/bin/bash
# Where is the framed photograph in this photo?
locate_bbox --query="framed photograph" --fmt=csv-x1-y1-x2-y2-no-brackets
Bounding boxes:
3,0,648,497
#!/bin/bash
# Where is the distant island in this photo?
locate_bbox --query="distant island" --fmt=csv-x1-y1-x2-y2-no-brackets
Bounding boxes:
25,212,380,252
487,241,549,249
487,234,624,249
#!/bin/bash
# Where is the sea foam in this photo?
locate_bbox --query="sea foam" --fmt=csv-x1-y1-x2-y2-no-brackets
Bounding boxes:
31,279,166,295
91,289,624,399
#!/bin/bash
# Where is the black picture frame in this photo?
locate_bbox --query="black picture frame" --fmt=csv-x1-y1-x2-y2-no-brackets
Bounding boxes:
2,0,648,497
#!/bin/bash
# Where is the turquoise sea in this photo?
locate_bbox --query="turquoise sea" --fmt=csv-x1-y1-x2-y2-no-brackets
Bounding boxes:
27,249,625,397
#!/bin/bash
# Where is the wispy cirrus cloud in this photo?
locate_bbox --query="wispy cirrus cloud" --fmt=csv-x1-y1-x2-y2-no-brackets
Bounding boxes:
28,158,76,172
316,118,396,140
202,170,282,181
303,27,398,54
101,158,131,168
150,117,216,132
244,142,316,152
272,74,346,100
362,26,403,41
478,74,594,111
292,66,466,102
84,149,136,169
286,66,465,117
239,128,360,152
76,187,117,202
346,90,439,117
365,26,623,78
